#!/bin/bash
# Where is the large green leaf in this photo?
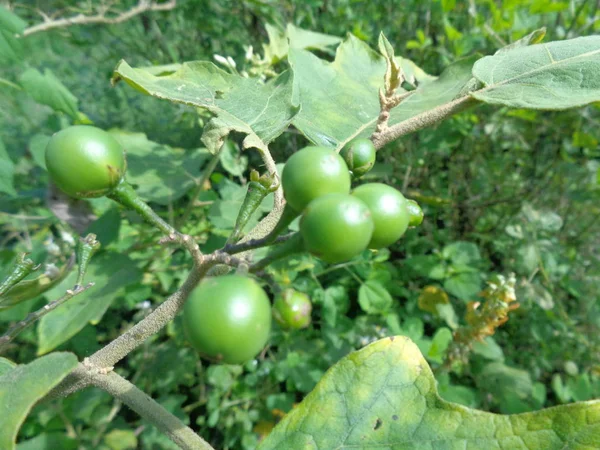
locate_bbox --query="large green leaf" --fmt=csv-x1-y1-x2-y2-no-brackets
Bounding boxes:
288,34,472,149
262,23,342,64
472,36,600,109
112,62,299,154
109,130,209,205
0,357,16,376
258,336,600,449
37,252,142,355
19,69,79,118
0,353,78,450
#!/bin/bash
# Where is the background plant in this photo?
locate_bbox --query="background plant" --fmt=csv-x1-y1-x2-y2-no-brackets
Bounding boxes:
1,1,600,449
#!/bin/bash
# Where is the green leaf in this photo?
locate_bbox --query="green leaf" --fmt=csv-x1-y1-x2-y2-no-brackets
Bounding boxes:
426,327,452,364
103,429,138,450
0,6,26,34
472,336,505,361
261,23,342,64
0,357,16,376
472,36,600,109
496,28,547,55
112,61,299,154
208,178,272,230
84,207,121,247
0,28,21,64
28,134,50,170
358,280,393,314
37,252,142,355
258,337,600,450
479,362,533,401
0,137,16,196
19,69,79,118
0,352,78,450
288,34,474,149
442,241,481,265
0,6,24,65
219,140,247,177
110,130,210,205
287,24,342,52
444,272,482,301
17,433,77,450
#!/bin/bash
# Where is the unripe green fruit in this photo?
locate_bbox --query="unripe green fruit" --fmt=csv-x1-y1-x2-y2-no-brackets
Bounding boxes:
300,193,374,264
282,146,351,212
45,126,126,198
340,138,376,178
273,289,312,329
183,275,271,364
352,183,410,249
406,199,424,227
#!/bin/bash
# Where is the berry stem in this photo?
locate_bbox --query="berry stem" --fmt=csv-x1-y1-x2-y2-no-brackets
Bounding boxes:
108,181,202,262
250,233,305,273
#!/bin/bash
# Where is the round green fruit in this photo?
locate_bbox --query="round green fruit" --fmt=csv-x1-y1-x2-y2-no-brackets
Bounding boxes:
273,289,312,330
300,193,374,264
352,183,410,249
45,126,126,198
282,146,351,212
406,199,424,227
183,275,271,364
340,138,376,178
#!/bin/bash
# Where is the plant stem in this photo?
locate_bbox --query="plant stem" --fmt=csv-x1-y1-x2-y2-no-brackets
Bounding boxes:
108,181,202,263
223,232,293,255
250,233,305,273
370,95,477,149
259,203,300,245
0,283,94,354
72,365,214,450
47,257,220,400
179,147,223,227
109,181,175,236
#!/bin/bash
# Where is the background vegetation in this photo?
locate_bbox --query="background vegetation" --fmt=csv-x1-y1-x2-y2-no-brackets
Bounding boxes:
1,1,599,449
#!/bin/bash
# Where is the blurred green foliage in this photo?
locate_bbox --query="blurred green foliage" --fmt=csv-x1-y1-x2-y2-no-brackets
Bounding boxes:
1,1,600,449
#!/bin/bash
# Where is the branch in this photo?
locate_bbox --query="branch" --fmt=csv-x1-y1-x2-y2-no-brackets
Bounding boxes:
223,232,293,255
22,0,177,37
0,283,94,354
47,258,215,399
72,364,214,450
370,95,477,150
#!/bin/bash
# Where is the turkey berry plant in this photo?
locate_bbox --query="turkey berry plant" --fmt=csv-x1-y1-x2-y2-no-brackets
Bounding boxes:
1,23,600,450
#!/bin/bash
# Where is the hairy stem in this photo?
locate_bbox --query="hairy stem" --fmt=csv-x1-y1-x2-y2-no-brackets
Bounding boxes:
250,233,305,273
71,364,214,450
109,181,202,263
370,95,477,150
48,259,215,399
0,283,94,354
223,232,293,255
